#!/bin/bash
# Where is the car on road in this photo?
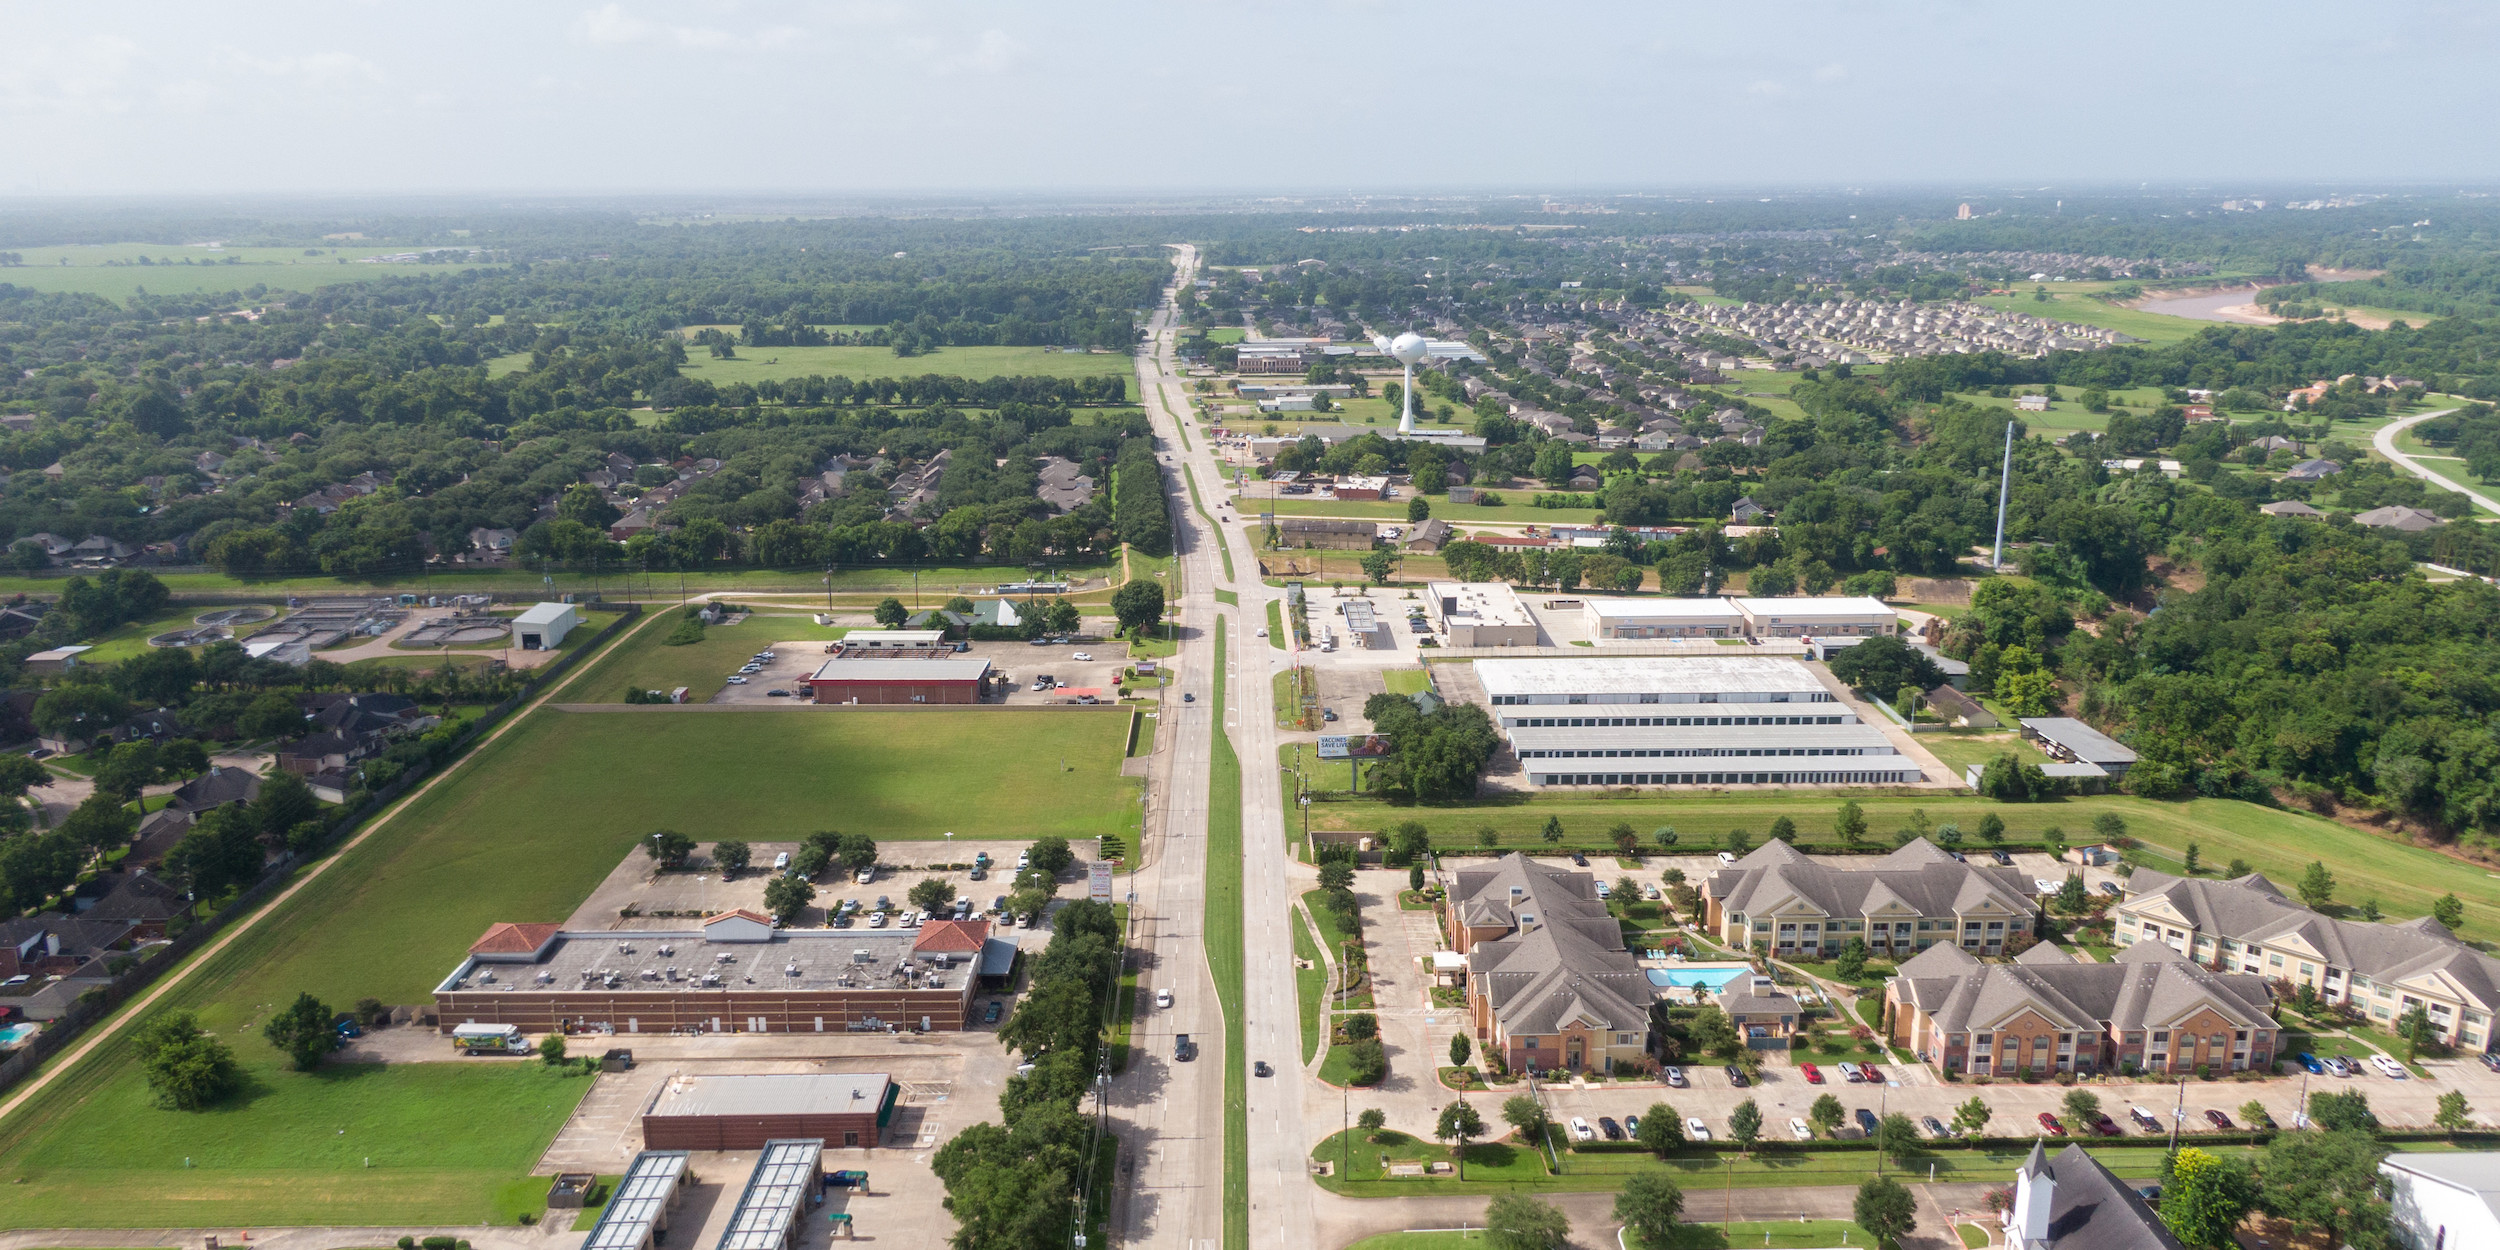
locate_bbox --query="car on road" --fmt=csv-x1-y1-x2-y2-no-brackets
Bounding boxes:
1599,1117,1623,1141
1156,988,1173,1009
1183,692,1194,702
1921,1116,1949,1139
1990,849,2013,865
1254,1061,1272,1077
1321,708,1337,722
1174,1034,1194,1061
726,675,749,684
1685,1118,1712,1142
1624,1115,1641,1138
2091,1114,2123,1137
1791,1117,1814,1140
1256,627,1268,637
982,1000,1003,1024
1854,1108,1880,1135
2297,1052,2326,1074
1837,1062,1864,1083
2129,1107,2163,1132
1799,1063,1823,1084
1569,1117,1594,1141
2037,1112,2066,1136
1072,652,1093,662
1662,1066,1686,1087
2204,1109,2234,1130
2372,1055,2409,1079
1723,1064,1749,1088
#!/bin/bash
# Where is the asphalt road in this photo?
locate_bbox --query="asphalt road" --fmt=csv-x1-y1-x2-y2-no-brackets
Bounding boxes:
2375,407,2500,515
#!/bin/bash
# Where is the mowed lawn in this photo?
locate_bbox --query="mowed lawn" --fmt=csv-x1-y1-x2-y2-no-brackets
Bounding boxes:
1299,789,2500,943
556,610,850,702
672,343,1133,385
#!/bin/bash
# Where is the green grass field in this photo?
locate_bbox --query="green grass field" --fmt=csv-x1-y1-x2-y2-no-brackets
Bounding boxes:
1293,908,1326,1064
1382,669,1433,698
1917,731,2051,775
1205,618,1249,1250
554,608,848,702
1300,788,2500,943
73,604,285,664
669,343,1133,386
1972,288,2213,345
1947,386,2178,437
0,562,1115,602
0,244,502,301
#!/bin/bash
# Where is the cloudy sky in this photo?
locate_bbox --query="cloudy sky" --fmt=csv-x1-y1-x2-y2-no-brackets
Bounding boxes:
3,1,2494,196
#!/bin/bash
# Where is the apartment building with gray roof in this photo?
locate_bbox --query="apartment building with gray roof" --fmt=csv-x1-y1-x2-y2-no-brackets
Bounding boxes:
1703,839,2038,958
1886,938,2277,1077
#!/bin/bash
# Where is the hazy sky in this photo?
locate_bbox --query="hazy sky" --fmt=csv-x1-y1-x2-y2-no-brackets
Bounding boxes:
4,1,2495,196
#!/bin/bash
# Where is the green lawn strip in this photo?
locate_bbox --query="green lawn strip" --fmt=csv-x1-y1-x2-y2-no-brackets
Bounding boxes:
1342,1233,1491,1250
1181,464,1233,584
1971,291,2211,345
564,1173,626,1230
1109,908,1140,1073
1917,731,2051,775
1382,669,1432,697
0,562,1115,601
1204,616,1249,1250
1215,589,1238,606
1292,908,1326,1065
1300,792,2500,944
1311,1128,2253,1197
1265,600,1286,648
1258,497,1599,526
1129,710,1158,758
551,609,844,702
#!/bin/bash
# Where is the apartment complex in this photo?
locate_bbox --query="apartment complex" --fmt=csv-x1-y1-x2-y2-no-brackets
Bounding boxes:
1703,839,2038,957
1477,655,1918,787
1886,939,2279,1076
2114,870,2500,1052
1451,854,1652,1074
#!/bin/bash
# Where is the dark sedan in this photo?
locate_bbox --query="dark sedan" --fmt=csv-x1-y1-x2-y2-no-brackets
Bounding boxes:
1724,1064,1750,1088
1599,1116,1624,1141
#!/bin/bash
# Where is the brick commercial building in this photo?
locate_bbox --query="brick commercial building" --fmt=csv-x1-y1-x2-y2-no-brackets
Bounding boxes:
641,1073,897,1151
806,656,993,705
1886,939,2278,1077
433,914,990,1035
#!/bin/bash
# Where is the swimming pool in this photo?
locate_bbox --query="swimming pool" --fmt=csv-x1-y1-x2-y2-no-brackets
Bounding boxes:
1646,966,1751,990
0,1023,38,1047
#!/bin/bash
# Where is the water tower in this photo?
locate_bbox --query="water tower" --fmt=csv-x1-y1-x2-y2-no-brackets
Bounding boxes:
1388,332,1430,434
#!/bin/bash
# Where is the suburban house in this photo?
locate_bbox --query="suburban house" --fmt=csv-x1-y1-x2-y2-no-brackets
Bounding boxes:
1704,839,2039,958
1451,854,1652,1075
2283,458,2343,482
2258,500,2324,518
2354,505,2444,532
168,765,262,814
277,731,366,777
1885,939,2278,1077
2004,1141,2184,1250
76,872,193,940
2114,870,2500,1051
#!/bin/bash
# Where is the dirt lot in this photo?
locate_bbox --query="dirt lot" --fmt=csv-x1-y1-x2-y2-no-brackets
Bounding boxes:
566,837,1104,932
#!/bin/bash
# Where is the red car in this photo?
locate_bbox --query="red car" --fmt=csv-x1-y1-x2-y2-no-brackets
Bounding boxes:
2037,1112,2067,1136
2092,1114,2123,1137
1799,1063,1824,1084
2204,1109,2234,1130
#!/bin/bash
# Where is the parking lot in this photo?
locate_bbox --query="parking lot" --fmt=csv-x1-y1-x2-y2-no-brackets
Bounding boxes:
702,637,1156,706
567,836,1105,931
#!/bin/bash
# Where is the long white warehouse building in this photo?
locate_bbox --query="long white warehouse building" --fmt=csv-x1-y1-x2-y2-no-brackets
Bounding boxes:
1476,655,1921,788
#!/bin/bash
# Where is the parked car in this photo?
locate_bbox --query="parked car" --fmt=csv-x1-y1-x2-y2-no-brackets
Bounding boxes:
1624,1115,1642,1138
1594,880,1611,898
1990,849,2013,865
767,689,791,697
2323,1056,2352,1077
1790,1117,1814,1140
2098,881,2122,895
2372,1055,2409,1079
1837,1062,1864,1083
1946,850,1966,862
1644,884,1662,900
2035,878,2060,894
2204,1109,2234,1130
1569,852,1589,867
2136,1185,2163,1205
1320,708,1337,722
772,851,791,873
1569,1117,1594,1141
1799,1063,1823,1084
2481,1052,2500,1074
2297,1052,2325,1074
1685,1118,1712,1142
1599,1117,1623,1141
982,1000,1003,1024
2129,1106,2162,1132
2092,1114,2123,1137
2037,1112,2067,1136
1920,1116,1949,1138
1717,852,1737,866
1724,1064,1749,1088
1662,1066,1686,1088
1072,652,1093,662
726,675,749,684
1854,1108,1880,1135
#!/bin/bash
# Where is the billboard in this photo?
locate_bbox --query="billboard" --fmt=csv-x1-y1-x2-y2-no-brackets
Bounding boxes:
1317,735,1391,760
1089,860,1116,904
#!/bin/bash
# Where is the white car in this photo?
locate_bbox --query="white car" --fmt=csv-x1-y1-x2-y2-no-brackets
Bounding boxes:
1256,627,1269,637
1569,1117,1594,1141
725,675,749,684
2036,878,2060,894
1594,880,1611,898
1717,851,1737,866
854,867,875,885
1072,651,1093,662
1789,1116,1813,1141
1017,851,1032,870
1685,1118,1711,1141
1663,1066,1685,1087
2371,1055,2409,1079
1155,988,1173,1009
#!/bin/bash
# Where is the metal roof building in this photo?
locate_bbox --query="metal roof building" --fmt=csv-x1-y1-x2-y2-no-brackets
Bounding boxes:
2018,717,2137,778
580,1150,692,1250
715,1140,824,1250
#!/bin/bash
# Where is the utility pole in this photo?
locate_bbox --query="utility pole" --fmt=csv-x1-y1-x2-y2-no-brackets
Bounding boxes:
1991,418,2014,570
2169,1076,2187,1153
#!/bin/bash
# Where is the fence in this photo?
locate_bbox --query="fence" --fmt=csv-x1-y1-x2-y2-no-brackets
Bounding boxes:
0,603,644,1103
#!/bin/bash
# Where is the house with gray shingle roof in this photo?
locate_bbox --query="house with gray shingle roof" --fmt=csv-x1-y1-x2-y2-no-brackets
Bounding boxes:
1451,854,1653,1075
1885,935,2278,1077
2115,869,2500,1052
1705,839,2038,958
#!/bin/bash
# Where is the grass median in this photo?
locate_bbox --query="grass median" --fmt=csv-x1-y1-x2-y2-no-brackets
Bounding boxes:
1204,616,1248,1250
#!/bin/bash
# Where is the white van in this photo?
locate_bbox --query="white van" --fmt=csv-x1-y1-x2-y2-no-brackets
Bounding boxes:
451,1023,526,1054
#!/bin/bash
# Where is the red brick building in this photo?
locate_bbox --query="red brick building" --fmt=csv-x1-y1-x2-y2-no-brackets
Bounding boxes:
805,657,992,705
641,1073,897,1150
